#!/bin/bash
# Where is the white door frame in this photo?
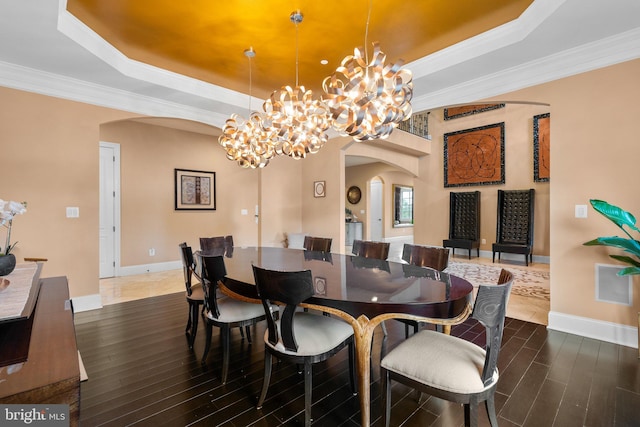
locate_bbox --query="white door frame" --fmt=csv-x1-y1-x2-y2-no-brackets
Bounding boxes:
99,141,121,278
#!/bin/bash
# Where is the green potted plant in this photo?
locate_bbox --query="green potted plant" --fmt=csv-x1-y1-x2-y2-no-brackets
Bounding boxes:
583,199,640,275
584,199,640,358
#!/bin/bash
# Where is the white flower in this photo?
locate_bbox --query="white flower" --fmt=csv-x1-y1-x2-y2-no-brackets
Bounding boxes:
0,199,27,255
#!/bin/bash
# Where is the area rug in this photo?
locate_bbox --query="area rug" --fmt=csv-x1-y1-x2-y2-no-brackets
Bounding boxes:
444,261,550,301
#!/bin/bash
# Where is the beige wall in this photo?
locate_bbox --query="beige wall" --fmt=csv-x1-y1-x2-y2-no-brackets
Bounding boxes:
345,163,415,241
0,87,132,298
492,59,640,328
414,103,551,257
100,120,261,266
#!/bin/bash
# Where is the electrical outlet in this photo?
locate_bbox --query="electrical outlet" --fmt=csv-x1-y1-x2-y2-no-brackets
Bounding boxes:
149,248,155,256
481,239,486,244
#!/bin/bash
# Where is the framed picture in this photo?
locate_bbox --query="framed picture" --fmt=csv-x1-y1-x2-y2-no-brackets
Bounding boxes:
174,168,216,210
444,122,505,188
314,181,326,198
444,103,505,120
533,113,550,182
314,277,327,295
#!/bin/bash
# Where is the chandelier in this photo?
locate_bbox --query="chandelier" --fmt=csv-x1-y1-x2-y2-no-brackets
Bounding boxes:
322,1,413,142
261,11,331,160
218,48,276,169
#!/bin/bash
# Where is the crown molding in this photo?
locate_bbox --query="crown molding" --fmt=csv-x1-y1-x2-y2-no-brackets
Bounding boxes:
412,27,640,111
0,60,230,127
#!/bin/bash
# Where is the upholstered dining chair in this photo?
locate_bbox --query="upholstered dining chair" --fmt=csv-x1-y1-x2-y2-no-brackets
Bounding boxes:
400,243,451,337
252,265,357,427
381,269,514,427
351,239,390,260
303,235,332,252
179,242,205,349
196,252,268,384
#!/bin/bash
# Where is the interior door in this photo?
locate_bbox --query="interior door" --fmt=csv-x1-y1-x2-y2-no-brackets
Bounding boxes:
370,179,383,240
99,143,119,278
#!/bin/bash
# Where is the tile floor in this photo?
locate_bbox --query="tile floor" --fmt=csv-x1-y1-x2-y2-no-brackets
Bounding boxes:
100,241,550,325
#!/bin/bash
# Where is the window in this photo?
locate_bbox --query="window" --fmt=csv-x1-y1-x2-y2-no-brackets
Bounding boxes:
393,185,413,227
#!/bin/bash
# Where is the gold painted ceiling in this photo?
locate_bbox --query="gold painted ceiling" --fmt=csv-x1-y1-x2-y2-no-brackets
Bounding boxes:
67,0,533,98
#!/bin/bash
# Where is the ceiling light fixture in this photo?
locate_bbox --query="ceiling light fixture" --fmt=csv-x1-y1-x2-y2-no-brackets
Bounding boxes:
218,48,275,168
322,0,413,142
261,11,331,159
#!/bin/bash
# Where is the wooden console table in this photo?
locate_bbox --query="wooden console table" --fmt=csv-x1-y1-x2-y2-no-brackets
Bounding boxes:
0,276,80,426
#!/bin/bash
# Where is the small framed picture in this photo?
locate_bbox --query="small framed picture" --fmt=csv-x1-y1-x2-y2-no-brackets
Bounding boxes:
314,181,326,198
175,168,216,210
314,277,327,295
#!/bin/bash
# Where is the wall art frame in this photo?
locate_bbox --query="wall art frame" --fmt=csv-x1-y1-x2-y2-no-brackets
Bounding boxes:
174,168,216,210
444,122,505,188
444,103,505,120
533,112,550,182
314,181,326,198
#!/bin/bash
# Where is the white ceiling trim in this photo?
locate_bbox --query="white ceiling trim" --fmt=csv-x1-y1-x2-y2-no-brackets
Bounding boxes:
0,60,228,126
56,0,253,110
412,27,640,111
409,0,566,78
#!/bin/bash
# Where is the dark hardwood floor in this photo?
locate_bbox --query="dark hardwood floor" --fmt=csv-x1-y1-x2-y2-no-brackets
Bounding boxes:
75,292,640,426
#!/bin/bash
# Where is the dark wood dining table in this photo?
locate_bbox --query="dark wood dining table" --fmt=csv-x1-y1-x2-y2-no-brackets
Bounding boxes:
214,246,474,427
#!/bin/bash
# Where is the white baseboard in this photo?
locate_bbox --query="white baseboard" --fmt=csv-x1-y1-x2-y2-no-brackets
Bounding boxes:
548,311,638,349
72,293,102,313
118,260,182,276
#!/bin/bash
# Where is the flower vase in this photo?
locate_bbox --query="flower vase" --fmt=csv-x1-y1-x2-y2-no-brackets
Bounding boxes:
0,254,16,276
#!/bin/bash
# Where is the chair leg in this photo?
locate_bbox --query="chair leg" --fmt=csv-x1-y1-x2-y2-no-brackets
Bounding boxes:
239,326,245,339
201,322,212,364
348,341,357,395
303,359,313,427
485,394,498,427
245,325,252,343
256,351,272,408
189,303,199,349
492,251,496,263
468,248,471,259
185,306,192,336
381,369,391,427
221,325,230,384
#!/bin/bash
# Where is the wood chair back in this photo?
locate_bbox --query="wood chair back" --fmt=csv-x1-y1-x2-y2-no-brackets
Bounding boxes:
252,265,314,352
303,236,332,252
352,239,390,260
401,244,450,270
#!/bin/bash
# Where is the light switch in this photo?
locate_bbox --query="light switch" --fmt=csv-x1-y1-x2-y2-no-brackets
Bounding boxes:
575,204,588,218
66,207,79,218
241,209,248,215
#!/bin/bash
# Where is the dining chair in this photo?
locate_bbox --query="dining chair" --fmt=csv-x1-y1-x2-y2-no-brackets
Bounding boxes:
400,243,451,337
443,191,481,259
492,189,535,266
252,265,357,427
352,239,390,335
199,236,226,253
381,269,514,427
179,242,205,349
351,239,390,260
224,235,234,256
303,235,332,252
196,252,268,384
